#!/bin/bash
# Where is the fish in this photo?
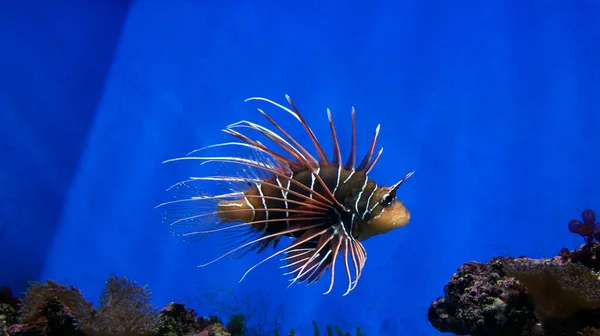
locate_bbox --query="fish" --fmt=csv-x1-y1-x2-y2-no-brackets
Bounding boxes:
157,95,413,295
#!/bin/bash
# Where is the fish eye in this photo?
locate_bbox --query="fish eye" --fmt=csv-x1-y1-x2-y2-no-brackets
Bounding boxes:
380,193,395,207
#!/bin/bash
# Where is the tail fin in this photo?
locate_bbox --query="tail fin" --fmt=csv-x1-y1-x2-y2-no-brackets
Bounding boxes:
156,182,248,242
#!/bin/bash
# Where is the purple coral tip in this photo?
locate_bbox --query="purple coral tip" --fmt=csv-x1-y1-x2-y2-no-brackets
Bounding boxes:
579,223,594,237
582,209,597,225
569,219,583,234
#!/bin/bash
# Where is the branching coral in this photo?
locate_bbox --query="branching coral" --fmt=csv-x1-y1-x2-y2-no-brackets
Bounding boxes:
85,276,159,335
1,276,364,336
8,280,93,335
568,209,600,243
17,280,93,326
5,277,158,336
15,297,85,336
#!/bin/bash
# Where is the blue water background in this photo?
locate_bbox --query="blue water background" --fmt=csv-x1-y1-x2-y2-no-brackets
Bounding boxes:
1,1,599,335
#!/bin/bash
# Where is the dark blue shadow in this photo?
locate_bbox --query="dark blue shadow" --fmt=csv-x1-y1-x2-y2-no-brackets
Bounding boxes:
0,1,132,293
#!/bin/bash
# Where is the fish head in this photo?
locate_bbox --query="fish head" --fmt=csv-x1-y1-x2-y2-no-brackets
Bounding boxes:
357,172,413,240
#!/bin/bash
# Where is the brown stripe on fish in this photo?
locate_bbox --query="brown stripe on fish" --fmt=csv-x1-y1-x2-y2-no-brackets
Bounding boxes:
224,164,382,238
216,176,330,229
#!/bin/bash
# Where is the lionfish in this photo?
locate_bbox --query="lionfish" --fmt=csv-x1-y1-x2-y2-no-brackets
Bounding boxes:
158,95,413,295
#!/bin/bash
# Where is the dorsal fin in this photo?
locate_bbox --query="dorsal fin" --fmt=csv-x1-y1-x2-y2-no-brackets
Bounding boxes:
244,96,330,166
364,148,384,174
343,107,357,170
357,124,381,172
243,95,348,211
244,96,320,169
285,95,330,165
254,110,316,168
327,108,343,165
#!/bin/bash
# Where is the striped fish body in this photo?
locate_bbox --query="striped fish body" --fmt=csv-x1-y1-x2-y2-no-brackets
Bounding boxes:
217,164,405,241
159,95,413,295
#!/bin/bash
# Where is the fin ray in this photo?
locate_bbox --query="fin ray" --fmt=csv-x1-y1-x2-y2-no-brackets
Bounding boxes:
357,124,380,172
327,109,343,165
344,107,357,170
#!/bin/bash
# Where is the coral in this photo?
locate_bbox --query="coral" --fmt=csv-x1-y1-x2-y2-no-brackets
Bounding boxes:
8,297,84,336
557,242,600,272
1,318,7,336
429,209,600,335
85,276,159,335
503,257,600,321
155,303,246,336
428,257,536,335
0,287,18,336
5,276,159,336
225,314,247,336
205,322,231,336
0,304,17,329
568,209,600,244
1,275,364,336
17,280,93,326
0,287,19,310
157,302,201,336
429,249,600,335
580,327,600,336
